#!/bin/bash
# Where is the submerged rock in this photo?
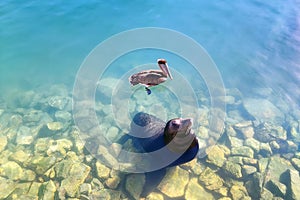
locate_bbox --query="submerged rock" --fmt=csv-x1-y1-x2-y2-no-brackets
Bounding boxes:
60,162,91,197
185,177,214,200
95,161,110,179
243,98,284,123
39,180,56,200
23,110,52,126
21,169,36,181
259,142,273,157
105,176,120,189
231,146,254,158
125,173,145,200
145,192,164,200
16,126,34,145
89,188,121,200
106,126,119,142
47,121,63,131
55,110,72,122
291,158,300,171
79,183,92,195
260,188,274,200
230,185,250,200
199,167,223,191
30,155,57,175
242,157,258,166
48,95,69,110
228,156,243,165
218,198,232,200
270,140,281,152
9,149,31,165
266,179,286,198
97,145,119,167
222,161,242,179
265,156,294,185
158,167,189,198
28,182,42,197
7,182,33,199
0,135,7,152
283,169,300,200
0,149,12,166
244,138,260,153
37,122,64,138
34,138,51,154
233,121,254,139
206,145,226,167
9,114,23,127
46,139,73,157
226,135,244,148
245,172,263,199
254,122,287,143
242,165,257,176
54,159,73,179
0,177,17,199
0,161,23,180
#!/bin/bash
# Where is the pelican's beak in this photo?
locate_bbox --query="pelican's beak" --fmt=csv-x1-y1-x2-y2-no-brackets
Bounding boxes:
157,59,173,80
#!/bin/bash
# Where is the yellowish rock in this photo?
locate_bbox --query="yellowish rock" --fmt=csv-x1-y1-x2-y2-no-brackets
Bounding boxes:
145,192,164,200
28,182,42,197
215,187,229,197
158,167,189,198
199,167,223,190
9,150,31,165
125,173,145,200
206,145,226,167
0,161,23,180
47,121,63,131
40,180,56,200
230,185,249,200
185,178,214,200
105,176,120,189
96,161,110,179
0,136,7,152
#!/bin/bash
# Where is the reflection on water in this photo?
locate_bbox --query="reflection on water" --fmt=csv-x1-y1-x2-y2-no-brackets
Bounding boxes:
0,0,300,199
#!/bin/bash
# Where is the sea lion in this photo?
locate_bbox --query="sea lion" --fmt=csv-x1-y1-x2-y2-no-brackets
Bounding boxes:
120,112,199,197
129,112,199,166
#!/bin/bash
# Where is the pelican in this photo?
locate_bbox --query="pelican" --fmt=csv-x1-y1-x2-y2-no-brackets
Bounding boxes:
129,59,173,95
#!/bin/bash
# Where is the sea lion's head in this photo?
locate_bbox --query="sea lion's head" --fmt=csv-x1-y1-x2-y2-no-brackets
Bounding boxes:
164,118,197,153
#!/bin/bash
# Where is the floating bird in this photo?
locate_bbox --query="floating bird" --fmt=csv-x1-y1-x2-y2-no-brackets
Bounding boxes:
129,59,173,95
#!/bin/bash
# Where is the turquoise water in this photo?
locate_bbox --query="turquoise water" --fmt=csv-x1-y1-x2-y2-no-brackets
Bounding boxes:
1,1,300,199
1,0,299,104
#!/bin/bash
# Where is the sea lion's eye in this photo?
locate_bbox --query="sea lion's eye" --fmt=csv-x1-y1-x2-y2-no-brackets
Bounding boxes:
171,120,180,129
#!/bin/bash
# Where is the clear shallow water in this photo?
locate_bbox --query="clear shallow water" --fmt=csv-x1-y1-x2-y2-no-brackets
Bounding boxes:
1,0,299,105
1,0,300,199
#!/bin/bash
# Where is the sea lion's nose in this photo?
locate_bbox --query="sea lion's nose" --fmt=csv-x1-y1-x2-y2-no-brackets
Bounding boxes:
181,118,193,126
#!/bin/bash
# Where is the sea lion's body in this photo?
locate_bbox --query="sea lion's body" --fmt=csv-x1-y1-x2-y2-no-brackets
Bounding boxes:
122,112,199,197
130,112,199,167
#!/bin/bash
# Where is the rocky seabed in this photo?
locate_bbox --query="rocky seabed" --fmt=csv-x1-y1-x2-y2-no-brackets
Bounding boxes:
0,81,299,200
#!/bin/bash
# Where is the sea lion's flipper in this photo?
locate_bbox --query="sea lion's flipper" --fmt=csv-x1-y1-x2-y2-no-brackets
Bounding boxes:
145,87,151,95
117,134,131,144
141,168,167,197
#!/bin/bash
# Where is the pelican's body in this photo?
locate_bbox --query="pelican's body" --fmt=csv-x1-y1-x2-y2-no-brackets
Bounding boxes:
129,59,173,94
